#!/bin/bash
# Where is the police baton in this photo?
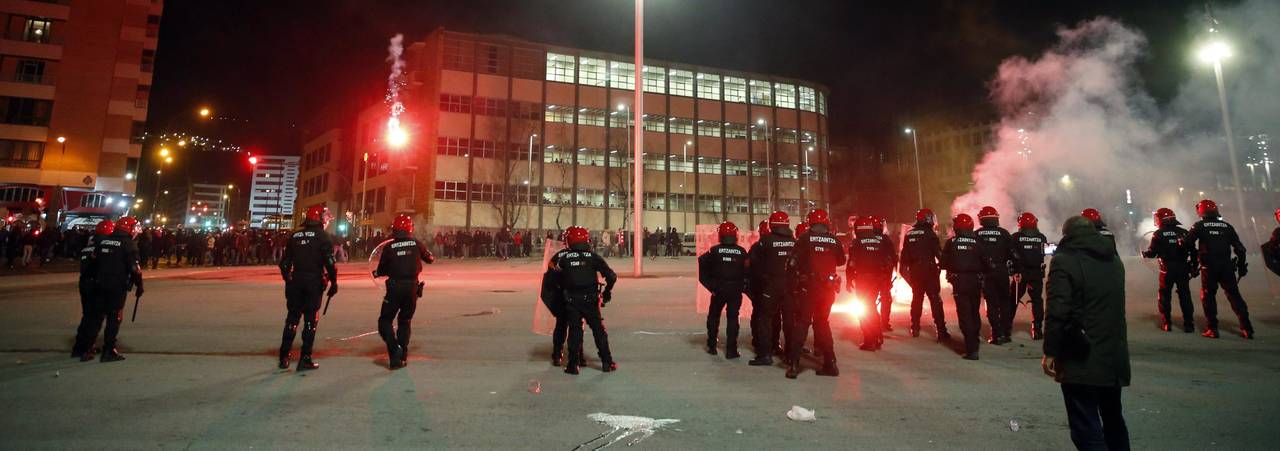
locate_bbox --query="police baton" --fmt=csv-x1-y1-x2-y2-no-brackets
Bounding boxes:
322,293,335,316
130,292,141,322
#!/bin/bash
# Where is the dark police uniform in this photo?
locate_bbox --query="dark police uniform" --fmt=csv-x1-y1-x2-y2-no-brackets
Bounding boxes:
747,227,795,364
278,223,337,368
1185,215,1252,336
85,229,142,361
941,231,992,358
872,232,899,330
900,223,947,337
847,232,894,347
71,234,104,358
787,226,846,371
976,223,1018,343
700,242,749,356
550,247,617,371
1011,227,1048,337
1142,221,1196,331
373,231,434,367
1264,227,1280,277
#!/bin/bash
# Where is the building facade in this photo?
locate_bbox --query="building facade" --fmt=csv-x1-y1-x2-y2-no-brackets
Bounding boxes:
0,0,162,226
333,28,832,235
295,128,352,232
248,154,298,229
183,182,228,228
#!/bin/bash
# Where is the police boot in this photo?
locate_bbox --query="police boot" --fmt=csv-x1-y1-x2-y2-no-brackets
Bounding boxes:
785,362,799,379
100,348,125,363
79,349,97,362
602,361,618,372
816,359,839,377
987,336,1002,345
551,352,563,367
705,338,718,355
389,345,407,370
936,326,951,342
1201,328,1220,339
859,341,877,351
297,355,319,370
1183,321,1195,333
748,355,773,366
1031,327,1043,341
1159,316,1172,332
564,364,580,375
725,345,740,360
909,325,921,338
962,352,979,361
277,349,291,369
1241,321,1255,340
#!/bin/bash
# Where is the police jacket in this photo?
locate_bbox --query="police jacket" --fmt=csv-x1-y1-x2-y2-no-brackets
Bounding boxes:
941,231,992,274
846,233,895,279
92,230,141,288
699,243,748,292
1011,228,1048,273
899,223,941,273
748,227,796,292
79,234,103,281
788,227,847,285
1185,215,1247,268
1263,227,1280,276
1141,222,1195,274
374,232,434,281
550,246,617,297
279,223,337,283
976,225,1018,274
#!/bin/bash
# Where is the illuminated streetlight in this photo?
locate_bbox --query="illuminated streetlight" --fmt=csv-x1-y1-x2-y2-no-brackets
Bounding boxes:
903,127,923,208
1197,41,1232,64
164,156,173,164
159,147,170,157
1196,33,1250,234
199,107,211,118
56,136,66,143
178,140,187,147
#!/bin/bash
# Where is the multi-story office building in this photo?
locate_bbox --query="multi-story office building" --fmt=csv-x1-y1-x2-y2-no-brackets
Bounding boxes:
248,155,298,229
295,128,352,232
0,0,163,226
183,182,228,229
339,28,832,235
898,122,996,216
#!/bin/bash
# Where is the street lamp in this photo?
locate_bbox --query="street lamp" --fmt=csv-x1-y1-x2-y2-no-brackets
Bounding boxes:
56,136,66,154
1197,37,1251,234
198,107,211,119
904,127,923,209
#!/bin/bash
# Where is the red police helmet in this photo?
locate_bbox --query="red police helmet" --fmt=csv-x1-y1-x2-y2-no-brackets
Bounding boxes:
806,209,831,226
915,208,935,224
1081,208,1102,223
757,220,768,235
305,204,329,222
718,221,738,238
116,216,139,235
1274,207,1279,225
565,226,590,246
977,206,999,220
95,219,115,235
768,211,790,226
796,222,810,237
1017,212,1038,229
392,213,414,234
953,213,975,231
872,215,886,232
1154,208,1176,227
1196,199,1218,217
854,216,875,233
847,215,859,229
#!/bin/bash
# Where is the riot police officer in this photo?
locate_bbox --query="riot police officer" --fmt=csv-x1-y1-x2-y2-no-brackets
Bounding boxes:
847,217,892,351
71,219,114,359
700,221,748,358
941,214,991,360
82,216,143,362
1142,208,1197,332
1185,199,1253,339
900,209,948,340
372,214,434,369
975,206,1018,344
551,226,618,374
1264,208,1280,276
748,212,795,366
277,205,339,370
869,216,898,331
786,209,846,378
1011,212,1048,339
1082,208,1118,253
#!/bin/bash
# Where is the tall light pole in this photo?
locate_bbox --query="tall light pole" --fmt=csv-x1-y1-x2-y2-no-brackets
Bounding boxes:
1198,38,1251,235
681,140,691,234
631,0,644,276
904,127,923,209
618,104,632,233
756,118,773,210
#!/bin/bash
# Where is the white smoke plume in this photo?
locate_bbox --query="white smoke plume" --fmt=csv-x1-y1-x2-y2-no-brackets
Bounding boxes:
385,33,406,138
951,1,1280,245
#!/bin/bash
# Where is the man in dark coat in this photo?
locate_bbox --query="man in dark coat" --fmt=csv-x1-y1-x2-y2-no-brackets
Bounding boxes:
1043,216,1130,451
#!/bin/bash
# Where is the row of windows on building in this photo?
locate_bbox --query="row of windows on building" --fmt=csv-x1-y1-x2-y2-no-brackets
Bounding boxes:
539,145,817,179
438,94,543,120
302,143,333,172
545,53,826,114
0,139,44,168
356,187,388,214
434,179,814,215
300,172,330,198
544,105,819,143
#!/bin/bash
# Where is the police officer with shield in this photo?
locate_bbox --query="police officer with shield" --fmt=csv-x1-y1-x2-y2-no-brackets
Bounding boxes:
372,214,434,369
1011,212,1048,339
748,212,795,367
277,205,338,370
700,221,748,359
551,226,618,374
1142,208,1197,332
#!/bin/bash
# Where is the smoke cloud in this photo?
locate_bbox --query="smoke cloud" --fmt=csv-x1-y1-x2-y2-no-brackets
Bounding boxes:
951,1,1280,245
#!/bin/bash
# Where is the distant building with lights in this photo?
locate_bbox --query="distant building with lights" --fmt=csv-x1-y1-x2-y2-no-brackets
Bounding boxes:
311,27,834,236
183,182,229,229
294,128,353,233
248,155,299,229
0,0,164,228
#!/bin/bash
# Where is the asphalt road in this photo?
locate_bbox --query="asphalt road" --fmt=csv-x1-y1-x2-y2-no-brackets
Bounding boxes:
1,256,1278,450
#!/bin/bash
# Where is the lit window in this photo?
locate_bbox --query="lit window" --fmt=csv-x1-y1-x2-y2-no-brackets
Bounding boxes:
724,159,749,176
724,123,747,139
774,83,796,109
817,91,826,115
724,77,747,103
579,57,607,87
546,53,575,83
643,154,666,171
670,154,694,172
749,80,772,106
609,111,632,128
798,86,816,112
779,128,798,143
642,66,666,94
698,156,723,175
543,146,569,164
696,73,721,100
642,114,666,132
610,61,635,90
546,105,574,124
669,70,694,97
577,147,607,166
696,120,721,137
669,117,694,135
577,108,605,127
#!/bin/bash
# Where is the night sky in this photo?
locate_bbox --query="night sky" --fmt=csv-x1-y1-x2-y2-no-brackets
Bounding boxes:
146,0,1221,178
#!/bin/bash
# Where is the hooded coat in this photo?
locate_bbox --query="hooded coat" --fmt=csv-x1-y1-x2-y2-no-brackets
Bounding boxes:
1044,216,1130,387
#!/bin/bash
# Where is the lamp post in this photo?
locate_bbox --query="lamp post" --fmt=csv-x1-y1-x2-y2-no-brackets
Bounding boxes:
904,127,923,209
631,0,644,276
756,118,773,211
1197,38,1250,233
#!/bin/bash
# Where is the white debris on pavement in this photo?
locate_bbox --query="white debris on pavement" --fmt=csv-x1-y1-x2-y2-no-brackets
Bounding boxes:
632,330,704,336
786,406,816,422
577,413,680,449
